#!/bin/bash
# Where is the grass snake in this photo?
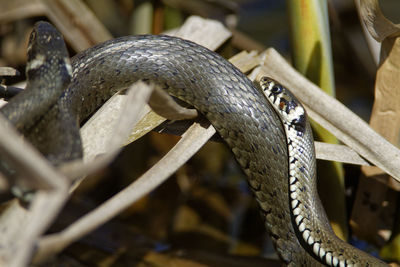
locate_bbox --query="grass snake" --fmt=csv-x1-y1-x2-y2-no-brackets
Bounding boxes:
1,21,387,266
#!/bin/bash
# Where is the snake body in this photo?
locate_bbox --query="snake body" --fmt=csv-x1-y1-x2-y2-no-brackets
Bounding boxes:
260,77,386,266
3,22,387,266
0,22,71,198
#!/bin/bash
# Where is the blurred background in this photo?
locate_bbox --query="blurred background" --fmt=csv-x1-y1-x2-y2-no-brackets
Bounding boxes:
0,0,399,266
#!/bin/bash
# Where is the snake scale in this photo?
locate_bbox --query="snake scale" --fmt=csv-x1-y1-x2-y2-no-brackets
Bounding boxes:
1,22,387,266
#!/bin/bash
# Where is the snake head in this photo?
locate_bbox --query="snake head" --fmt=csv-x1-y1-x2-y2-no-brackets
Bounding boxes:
259,76,283,104
26,21,72,85
259,76,307,135
259,77,298,114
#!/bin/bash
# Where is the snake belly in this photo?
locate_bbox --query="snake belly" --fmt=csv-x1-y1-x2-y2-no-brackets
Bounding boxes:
13,23,384,266
260,77,387,266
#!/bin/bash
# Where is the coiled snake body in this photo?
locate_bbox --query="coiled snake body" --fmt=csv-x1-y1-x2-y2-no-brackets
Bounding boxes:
2,22,387,266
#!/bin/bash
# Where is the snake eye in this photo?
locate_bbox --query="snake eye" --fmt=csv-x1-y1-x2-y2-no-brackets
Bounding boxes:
271,85,283,94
